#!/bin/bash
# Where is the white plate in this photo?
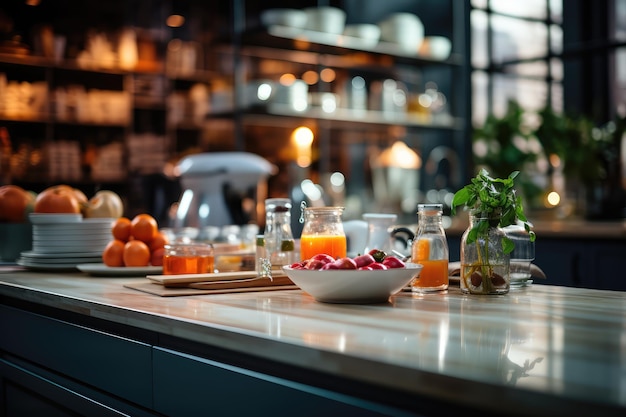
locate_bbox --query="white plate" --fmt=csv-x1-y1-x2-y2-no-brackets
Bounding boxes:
29,213,82,224
16,258,81,271
33,236,111,243
34,223,112,230
282,262,423,304
32,245,108,253
20,250,103,259
77,263,162,277
18,256,102,264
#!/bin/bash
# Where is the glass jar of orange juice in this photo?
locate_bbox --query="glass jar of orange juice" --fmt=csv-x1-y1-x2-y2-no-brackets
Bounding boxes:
300,206,347,260
411,204,449,293
163,243,214,275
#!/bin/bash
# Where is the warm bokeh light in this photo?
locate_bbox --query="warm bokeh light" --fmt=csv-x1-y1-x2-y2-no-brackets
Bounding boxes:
549,153,561,168
292,126,314,167
377,141,421,169
166,14,185,28
279,73,296,86
292,126,314,147
302,70,319,85
320,68,336,83
546,191,561,207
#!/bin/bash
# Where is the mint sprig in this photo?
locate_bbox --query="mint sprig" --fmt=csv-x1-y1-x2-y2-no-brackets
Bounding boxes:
452,169,536,254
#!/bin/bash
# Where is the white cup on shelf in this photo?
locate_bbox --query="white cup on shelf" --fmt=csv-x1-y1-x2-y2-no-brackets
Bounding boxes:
378,13,424,53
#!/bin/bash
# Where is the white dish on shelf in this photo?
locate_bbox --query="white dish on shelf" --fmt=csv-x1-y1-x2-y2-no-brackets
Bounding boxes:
343,24,380,48
29,213,82,224
420,36,452,60
282,262,423,304
303,6,346,35
77,263,162,277
378,12,424,53
261,8,307,30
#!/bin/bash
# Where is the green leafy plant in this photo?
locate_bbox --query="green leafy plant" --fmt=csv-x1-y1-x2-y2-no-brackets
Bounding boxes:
452,169,536,254
452,169,536,293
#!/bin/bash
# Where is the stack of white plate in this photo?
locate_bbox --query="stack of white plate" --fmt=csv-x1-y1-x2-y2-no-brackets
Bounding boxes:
17,214,113,271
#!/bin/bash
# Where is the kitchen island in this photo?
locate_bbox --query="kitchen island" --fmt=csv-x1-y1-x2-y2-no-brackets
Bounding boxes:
0,270,624,416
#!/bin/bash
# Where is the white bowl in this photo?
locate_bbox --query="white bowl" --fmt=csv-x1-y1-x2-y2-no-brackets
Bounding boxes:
282,262,423,304
343,24,381,48
304,6,347,35
378,13,424,53
261,8,308,29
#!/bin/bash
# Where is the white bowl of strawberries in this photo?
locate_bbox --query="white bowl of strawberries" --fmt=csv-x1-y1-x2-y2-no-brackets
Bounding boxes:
283,250,423,304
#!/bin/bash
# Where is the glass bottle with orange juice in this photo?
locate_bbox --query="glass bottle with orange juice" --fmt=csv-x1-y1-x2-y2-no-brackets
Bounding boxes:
411,204,449,293
300,206,347,260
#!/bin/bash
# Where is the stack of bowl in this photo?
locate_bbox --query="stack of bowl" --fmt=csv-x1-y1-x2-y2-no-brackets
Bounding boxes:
16,214,112,270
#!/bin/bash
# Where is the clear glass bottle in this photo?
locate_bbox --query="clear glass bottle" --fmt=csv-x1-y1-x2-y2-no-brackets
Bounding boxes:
300,206,347,260
460,214,510,295
411,204,449,293
263,198,296,273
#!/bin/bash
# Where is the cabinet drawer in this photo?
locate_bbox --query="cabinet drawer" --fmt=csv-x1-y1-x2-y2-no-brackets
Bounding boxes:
153,347,409,417
0,305,152,408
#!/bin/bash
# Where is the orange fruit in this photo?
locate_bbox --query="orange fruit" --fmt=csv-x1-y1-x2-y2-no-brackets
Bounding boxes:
149,231,168,252
112,217,132,241
130,214,158,243
0,185,33,222
33,184,81,214
123,240,151,267
150,247,164,266
102,239,125,267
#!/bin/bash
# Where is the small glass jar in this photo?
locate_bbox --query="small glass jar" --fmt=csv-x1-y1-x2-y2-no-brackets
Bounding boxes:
300,206,347,260
263,198,296,272
460,214,510,294
411,204,449,293
163,243,215,275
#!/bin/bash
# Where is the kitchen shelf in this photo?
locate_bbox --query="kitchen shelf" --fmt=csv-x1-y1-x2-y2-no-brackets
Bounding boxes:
208,105,461,130
263,25,461,65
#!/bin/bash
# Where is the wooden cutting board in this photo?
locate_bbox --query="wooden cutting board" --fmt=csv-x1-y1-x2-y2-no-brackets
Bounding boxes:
124,281,298,297
147,270,288,287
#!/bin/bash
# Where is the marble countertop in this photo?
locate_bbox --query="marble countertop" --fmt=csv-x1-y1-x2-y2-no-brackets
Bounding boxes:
0,270,625,416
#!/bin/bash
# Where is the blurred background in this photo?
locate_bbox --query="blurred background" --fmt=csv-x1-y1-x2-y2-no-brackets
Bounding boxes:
0,0,624,230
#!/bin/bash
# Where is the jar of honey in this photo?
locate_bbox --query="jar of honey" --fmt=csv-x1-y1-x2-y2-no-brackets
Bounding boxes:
299,205,347,260
163,243,215,275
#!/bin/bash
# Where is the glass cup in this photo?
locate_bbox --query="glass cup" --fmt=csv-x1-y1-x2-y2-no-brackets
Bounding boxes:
504,224,535,288
163,243,215,275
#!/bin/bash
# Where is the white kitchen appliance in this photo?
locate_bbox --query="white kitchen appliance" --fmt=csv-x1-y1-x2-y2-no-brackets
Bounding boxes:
174,152,277,235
